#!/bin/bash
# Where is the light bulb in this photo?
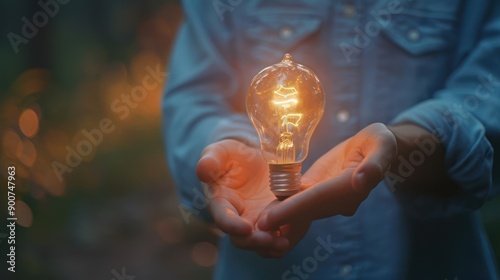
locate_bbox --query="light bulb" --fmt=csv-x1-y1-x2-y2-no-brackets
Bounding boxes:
246,53,325,200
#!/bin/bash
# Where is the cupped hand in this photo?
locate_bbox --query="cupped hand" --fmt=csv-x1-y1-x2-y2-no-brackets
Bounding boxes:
196,139,286,253
258,123,398,249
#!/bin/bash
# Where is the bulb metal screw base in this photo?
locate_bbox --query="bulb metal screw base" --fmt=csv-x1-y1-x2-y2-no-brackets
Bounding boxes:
269,163,302,201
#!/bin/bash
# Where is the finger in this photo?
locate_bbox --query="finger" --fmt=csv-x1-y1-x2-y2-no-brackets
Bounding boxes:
270,235,290,251
196,144,227,183
230,227,290,251
210,197,252,235
259,170,354,230
352,125,397,193
230,230,274,249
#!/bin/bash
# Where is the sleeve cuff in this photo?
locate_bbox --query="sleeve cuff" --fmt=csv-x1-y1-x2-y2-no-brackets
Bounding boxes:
386,98,493,220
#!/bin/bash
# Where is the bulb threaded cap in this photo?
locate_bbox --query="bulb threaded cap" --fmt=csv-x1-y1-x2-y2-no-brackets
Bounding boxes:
269,163,301,200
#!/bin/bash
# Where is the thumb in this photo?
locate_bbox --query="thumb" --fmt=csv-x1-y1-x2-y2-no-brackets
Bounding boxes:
352,128,397,193
352,161,385,194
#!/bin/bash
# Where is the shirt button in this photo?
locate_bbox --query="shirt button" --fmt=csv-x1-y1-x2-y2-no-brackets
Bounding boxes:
343,4,357,18
336,109,350,123
279,25,294,39
340,264,353,277
407,28,420,41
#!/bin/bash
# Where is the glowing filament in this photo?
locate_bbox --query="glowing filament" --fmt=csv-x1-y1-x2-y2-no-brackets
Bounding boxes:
273,86,298,98
245,53,326,196
281,113,302,127
272,85,302,163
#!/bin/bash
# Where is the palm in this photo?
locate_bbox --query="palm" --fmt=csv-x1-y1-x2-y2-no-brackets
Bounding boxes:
197,139,289,254
216,147,275,225
304,140,360,185
197,139,277,231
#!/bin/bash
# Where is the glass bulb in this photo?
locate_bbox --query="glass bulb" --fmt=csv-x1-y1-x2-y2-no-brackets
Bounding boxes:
246,53,325,200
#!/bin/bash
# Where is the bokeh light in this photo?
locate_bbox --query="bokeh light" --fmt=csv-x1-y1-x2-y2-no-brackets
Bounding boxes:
191,242,218,267
19,108,40,138
156,217,185,244
15,200,34,228
0,2,220,279
16,139,37,167
2,128,21,159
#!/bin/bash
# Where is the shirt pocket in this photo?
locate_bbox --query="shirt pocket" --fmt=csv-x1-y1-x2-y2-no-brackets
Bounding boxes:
381,2,459,56
237,12,323,78
368,2,461,123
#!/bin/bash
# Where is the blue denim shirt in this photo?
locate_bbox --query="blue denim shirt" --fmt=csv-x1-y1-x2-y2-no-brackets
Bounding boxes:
163,0,500,279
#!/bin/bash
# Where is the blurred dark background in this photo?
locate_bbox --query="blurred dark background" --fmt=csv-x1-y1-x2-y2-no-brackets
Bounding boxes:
0,1,499,280
0,1,220,279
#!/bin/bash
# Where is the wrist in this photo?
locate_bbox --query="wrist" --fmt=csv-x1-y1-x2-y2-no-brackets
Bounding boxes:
386,123,457,196
387,123,440,157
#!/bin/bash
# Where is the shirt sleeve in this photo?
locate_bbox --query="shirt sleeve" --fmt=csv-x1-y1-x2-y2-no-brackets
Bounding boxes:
387,0,500,220
162,1,258,222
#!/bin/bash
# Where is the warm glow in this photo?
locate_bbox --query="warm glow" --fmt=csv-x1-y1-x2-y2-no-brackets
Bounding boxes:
280,113,302,127
19,108,39,138
246,53,325,197
247,53,325,164
131,51,160,82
